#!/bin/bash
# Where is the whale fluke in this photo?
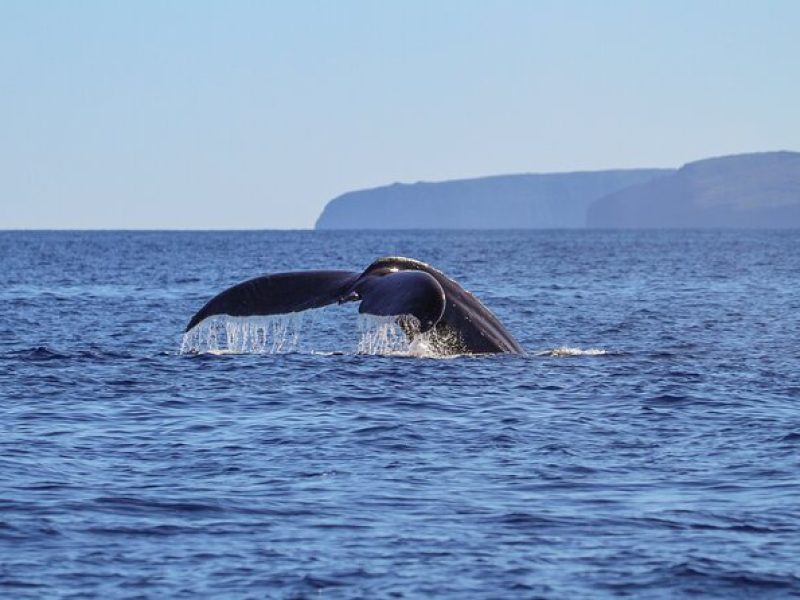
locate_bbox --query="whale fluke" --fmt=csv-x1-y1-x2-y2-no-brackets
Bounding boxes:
353,269,445,332
185,270,359,332
186,256,523,354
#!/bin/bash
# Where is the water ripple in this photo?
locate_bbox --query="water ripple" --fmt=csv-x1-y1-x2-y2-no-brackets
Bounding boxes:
2,230,799,598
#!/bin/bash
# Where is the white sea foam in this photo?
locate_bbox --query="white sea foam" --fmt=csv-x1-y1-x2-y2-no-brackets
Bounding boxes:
541,346,613,357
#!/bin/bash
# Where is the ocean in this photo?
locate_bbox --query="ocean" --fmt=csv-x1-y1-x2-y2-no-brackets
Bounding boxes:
1,229,799,598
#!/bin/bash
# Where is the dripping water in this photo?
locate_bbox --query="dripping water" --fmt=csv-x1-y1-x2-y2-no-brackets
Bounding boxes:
179,313,308,355
180,309,439,357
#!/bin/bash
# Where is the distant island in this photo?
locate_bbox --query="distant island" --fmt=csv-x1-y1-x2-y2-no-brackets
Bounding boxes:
315,151,800,229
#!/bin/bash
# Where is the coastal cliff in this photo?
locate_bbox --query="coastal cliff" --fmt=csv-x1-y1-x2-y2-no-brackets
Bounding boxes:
315,152,800,229
315,170,670,229
587,151,800,228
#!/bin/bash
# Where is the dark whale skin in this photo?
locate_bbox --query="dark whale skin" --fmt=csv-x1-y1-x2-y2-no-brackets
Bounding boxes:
186,256,523,355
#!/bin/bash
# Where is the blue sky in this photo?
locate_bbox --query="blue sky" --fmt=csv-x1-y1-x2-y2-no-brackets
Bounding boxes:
1,1,798,229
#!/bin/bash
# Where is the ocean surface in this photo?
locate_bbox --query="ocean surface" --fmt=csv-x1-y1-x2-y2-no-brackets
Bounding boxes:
1,229,799,598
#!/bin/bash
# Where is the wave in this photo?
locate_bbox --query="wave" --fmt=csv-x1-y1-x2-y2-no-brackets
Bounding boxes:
0,346,135,361
538,346,616,357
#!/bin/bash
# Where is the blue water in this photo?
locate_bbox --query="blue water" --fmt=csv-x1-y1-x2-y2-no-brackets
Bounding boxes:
1,230,799,598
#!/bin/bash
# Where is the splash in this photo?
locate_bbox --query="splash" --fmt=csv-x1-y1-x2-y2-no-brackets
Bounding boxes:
356,315,466,358
541,346,614,357
180,313,307,355
180,311,459,358
356,315,411,355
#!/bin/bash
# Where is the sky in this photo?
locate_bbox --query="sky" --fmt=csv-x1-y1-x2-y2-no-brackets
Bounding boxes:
1,1,798,229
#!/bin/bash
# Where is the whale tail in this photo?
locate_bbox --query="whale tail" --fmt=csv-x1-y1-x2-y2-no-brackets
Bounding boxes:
185,268,446,335
185,270,359,332
186,256,522,354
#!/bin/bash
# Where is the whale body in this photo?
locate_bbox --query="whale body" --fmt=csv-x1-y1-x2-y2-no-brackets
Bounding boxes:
186,256,523,355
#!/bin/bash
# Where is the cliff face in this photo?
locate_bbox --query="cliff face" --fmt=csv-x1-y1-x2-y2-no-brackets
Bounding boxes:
315,169,671,229
586,152,800,228
314,152,800,229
